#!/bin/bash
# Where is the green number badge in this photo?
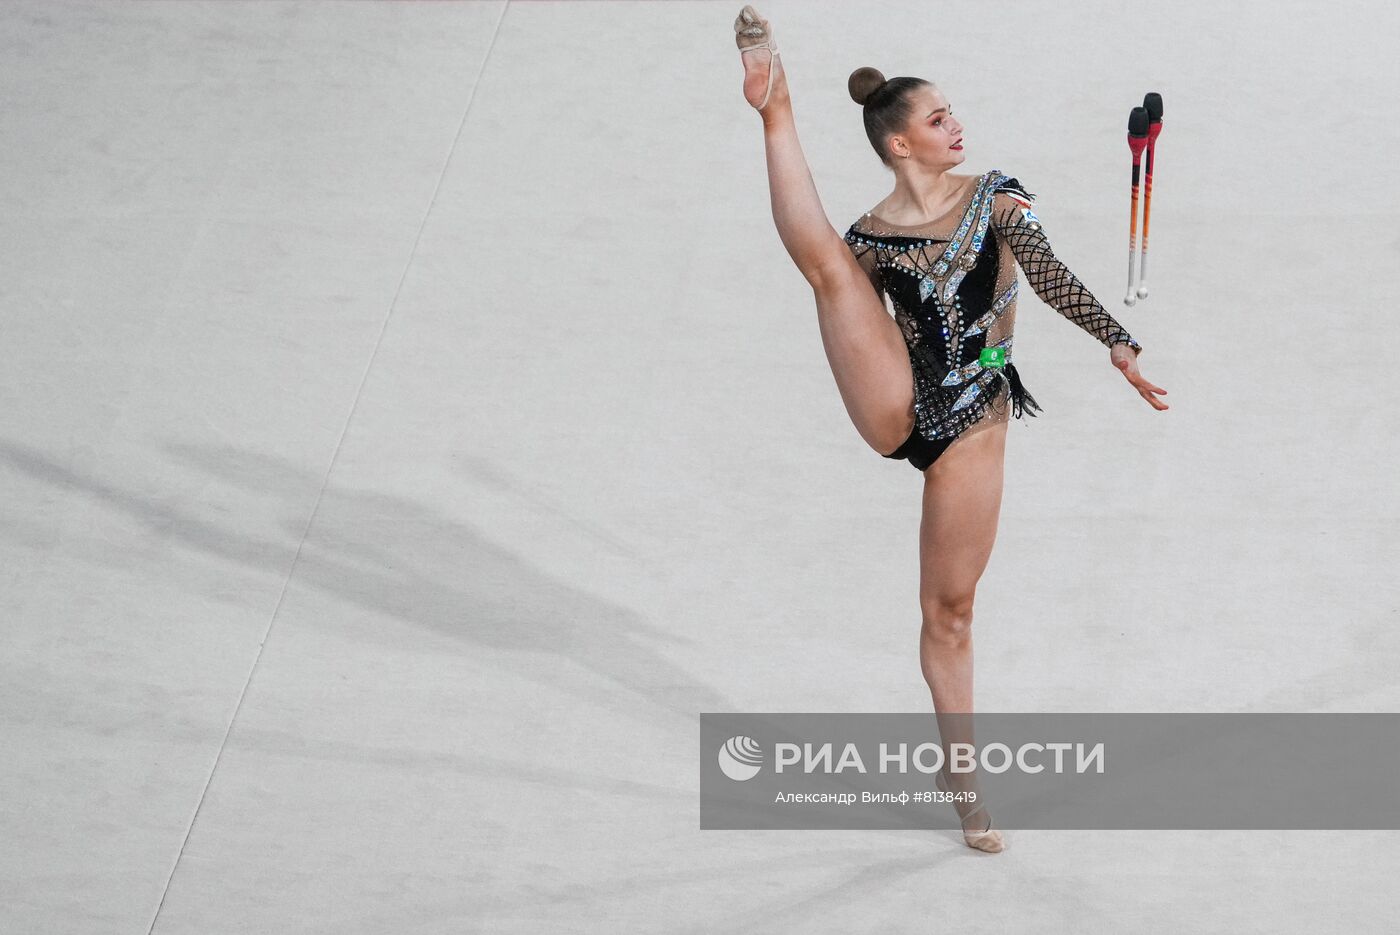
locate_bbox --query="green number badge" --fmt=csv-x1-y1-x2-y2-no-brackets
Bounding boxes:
979,347,1006,369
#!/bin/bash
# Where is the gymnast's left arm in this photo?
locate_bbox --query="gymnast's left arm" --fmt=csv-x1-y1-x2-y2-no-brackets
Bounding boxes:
991,185,1169,411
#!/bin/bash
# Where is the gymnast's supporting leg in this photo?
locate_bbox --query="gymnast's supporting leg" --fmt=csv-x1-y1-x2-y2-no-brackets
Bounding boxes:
918,422,1008,851
737,12,914,455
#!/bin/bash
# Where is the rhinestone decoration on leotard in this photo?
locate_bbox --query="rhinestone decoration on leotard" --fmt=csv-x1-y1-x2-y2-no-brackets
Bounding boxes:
942,173,1007,305
963,281,1018,338
951,369,998,412
941,335,1013,386
934,176,989,276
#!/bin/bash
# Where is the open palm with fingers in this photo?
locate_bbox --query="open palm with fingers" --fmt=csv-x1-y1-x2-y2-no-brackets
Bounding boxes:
1111,345,1168,410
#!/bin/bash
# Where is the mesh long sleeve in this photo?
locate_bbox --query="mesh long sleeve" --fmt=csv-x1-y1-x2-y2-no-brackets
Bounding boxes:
991,182,1141,355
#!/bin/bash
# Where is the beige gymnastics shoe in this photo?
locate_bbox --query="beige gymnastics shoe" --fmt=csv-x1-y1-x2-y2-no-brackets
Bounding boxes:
734,5,781,111
936,767,1006,854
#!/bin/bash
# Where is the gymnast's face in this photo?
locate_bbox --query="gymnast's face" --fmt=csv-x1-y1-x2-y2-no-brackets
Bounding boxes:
891,85,965,168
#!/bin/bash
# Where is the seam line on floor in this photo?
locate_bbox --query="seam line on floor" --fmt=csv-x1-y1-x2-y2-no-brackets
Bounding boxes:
146,4,509,930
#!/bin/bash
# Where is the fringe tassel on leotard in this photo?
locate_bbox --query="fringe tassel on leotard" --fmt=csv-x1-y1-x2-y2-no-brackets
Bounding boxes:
1004,362,1043,420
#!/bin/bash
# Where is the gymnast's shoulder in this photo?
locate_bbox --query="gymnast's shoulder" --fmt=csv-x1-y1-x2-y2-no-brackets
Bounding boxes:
988,170,1037,207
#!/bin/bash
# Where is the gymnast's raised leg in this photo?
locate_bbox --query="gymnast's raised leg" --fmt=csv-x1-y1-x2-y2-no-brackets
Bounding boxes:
734,6,914,456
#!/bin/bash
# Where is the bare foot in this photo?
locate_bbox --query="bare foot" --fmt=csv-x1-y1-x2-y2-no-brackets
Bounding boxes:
733,5,787,113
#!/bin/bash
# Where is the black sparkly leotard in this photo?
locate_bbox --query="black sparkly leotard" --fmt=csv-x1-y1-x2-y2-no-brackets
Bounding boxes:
843,169,1142,471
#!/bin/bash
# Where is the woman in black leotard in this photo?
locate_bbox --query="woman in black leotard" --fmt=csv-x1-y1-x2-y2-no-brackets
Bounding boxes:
733,6,1167,853
845,165,1148,470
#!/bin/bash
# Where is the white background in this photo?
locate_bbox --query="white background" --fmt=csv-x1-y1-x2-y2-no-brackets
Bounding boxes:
2,1,1397,931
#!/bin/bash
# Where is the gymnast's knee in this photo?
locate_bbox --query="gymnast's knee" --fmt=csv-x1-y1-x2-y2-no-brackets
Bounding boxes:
921,595,976,646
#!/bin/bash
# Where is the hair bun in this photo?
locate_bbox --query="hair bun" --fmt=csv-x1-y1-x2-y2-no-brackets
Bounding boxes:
847,67,887,106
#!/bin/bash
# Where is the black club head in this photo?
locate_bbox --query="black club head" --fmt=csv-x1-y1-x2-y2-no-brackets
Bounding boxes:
1128,106,1150,136
1143,92,1163,122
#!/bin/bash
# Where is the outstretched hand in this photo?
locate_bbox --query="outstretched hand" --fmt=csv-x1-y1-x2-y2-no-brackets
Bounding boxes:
1111,344,1169,410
